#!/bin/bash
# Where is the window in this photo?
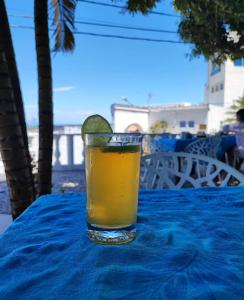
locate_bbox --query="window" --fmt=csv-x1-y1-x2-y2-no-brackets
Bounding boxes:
211,87,214,93
234,58,244,66
179,121,186,128
220,83,224,90
211,64,221,75
215,85,219,92
188,121,195,128
199,124,207,131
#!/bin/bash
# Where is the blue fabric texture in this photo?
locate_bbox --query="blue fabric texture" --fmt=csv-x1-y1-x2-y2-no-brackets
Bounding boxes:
217,135,236,159
156,138,197,152
0,188,243,300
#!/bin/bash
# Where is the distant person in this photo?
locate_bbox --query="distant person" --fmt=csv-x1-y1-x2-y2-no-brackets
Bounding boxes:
181,132,192,139
223,109,244,132
223,109,244,172
196,131,207,138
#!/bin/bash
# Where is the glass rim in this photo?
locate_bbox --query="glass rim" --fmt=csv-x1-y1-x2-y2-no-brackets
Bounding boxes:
84,132,143,136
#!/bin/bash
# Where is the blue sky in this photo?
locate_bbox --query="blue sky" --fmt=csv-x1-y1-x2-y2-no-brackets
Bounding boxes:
6,0,207,125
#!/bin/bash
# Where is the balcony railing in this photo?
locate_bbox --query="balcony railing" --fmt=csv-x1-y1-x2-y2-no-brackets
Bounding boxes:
52,134,84,171
0,133,85,175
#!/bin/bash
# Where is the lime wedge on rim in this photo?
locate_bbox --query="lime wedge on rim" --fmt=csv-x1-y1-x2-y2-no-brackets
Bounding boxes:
81,114,113,142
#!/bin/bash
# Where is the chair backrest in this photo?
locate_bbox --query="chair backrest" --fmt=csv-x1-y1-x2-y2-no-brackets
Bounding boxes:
142,134,161,154
140,152,244,189
184,135,222,158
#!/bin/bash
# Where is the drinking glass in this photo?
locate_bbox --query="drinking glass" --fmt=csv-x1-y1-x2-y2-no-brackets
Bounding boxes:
85,133,142,244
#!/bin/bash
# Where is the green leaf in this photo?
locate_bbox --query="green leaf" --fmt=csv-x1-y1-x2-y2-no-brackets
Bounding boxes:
150,120,168,133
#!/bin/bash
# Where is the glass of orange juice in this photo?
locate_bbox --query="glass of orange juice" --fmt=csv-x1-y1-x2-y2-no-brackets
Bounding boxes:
85,133,142,244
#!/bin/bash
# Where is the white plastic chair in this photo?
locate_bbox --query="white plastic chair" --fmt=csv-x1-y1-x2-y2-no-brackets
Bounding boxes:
140,152,244,189
184,135,222,158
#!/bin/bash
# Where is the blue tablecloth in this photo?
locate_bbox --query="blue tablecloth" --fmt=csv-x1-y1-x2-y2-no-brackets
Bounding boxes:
156,138,197,152
0,188,244,299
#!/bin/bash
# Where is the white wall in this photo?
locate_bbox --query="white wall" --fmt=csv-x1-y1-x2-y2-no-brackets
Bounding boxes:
207,105,226,133
113,109,149,132
28,131,39,163
224,60,244,108
205,59,244,108
149,107,208,134
205,61,225,106
0,161,4,175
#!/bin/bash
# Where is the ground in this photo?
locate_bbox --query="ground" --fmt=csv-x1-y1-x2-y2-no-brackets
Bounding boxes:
0,170,86,215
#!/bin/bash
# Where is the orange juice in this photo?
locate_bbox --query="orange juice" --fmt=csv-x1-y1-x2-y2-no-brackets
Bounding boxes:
86,144,141,228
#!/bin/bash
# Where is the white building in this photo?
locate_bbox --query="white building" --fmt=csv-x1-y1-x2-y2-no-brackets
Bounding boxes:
112,58,244,134
205,58,244,107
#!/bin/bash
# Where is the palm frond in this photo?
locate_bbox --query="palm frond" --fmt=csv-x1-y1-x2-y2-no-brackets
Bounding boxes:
223,117,236,124
51,0,77,52
224,95,244,123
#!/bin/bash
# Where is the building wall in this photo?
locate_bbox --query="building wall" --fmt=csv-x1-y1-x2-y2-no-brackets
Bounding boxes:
113,109,149,132
112,105,228,135
205,62,225,106
205,59,244,108
207,105,226,133
224,59,244,108
149,107,208,134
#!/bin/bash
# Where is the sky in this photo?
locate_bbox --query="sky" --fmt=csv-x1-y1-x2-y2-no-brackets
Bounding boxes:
5,0,207,125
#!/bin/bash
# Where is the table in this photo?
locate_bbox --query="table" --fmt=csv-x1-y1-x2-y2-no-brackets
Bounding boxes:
0,188,243,299
155,137,197,152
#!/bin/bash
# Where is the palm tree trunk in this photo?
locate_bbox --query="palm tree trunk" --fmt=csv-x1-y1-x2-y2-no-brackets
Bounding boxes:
0,40,35,219
34,0,53,196
0,1,29,152
0,0,36,199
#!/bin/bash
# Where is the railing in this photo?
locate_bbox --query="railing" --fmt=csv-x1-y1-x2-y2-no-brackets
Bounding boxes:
0,133,189,175
52,134,84,171
0,133,85,175
0,132,235,175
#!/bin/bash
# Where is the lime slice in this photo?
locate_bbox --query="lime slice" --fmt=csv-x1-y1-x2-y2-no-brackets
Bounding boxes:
81,114,113,142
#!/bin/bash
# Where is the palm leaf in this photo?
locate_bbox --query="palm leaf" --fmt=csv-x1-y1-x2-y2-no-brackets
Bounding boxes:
223,117,236,124
224,95,244,123
51,0,77,52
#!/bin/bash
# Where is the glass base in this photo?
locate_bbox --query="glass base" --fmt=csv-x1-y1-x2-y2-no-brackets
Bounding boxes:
87,223,136,245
